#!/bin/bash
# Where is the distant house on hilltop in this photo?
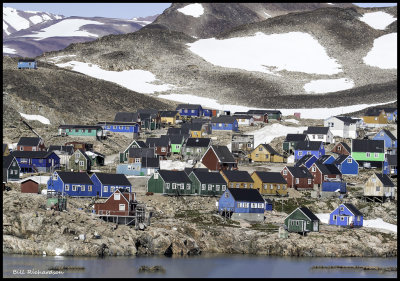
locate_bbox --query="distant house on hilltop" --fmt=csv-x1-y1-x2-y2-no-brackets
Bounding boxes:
18,58,37,69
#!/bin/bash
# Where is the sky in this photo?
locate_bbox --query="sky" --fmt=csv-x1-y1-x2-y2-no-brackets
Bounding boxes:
2,3,397,19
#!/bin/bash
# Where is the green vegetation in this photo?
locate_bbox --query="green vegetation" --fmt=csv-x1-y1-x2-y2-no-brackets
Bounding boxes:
276,198,314,214
250,223,279,232
174,210,241,228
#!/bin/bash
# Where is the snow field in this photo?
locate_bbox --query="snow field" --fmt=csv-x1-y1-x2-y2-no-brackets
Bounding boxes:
20,112,51,125
249,123,308,147
3,7,30,31
187,32,342,75
303,78,355,94
177,3,204,18
363,33,397,69
359,11,397,30
3,46,17,54
55,61,175,94
284,119,299,124
160,160,193,171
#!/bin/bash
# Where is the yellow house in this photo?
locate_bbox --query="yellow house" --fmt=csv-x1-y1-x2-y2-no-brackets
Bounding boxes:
362,108,387,125
250,144,286,163
220,170,254,189
185,123,205,138
251,171,288,196
160,111,180,125
3,144,10,156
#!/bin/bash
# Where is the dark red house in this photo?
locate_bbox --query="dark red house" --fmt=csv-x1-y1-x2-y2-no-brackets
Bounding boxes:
309,162,342,186
281,166,313,189
331,142,351,156
94,189,137,216
21,178,39,193
17,137,46,151
145,136,171,158
201,145,237,171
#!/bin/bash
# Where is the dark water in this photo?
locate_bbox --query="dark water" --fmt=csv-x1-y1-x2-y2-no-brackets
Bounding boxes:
3,253,397,278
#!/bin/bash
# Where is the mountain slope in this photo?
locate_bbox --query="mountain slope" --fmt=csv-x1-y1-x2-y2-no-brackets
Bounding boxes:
149,3,356,38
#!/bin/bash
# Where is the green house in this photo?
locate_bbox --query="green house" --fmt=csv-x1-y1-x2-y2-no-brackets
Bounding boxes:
284,206,320,233
351,139,385,168
167,135,186,155
58,125,104,138
3,155,20,182
119,140,147,163
188,170,227,196
147,170,193,195
68,149,91,172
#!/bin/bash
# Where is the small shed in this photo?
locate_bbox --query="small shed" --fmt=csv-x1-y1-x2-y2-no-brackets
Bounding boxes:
294,113,301,119
21,178,39,193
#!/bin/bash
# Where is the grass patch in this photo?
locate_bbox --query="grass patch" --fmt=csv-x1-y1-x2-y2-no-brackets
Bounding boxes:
250,223,278,232
276,198,314,214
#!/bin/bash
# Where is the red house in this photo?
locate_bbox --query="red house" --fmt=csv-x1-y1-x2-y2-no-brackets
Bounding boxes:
331,142,351,156
17,137,46,151
94,189,137,217
309,162,342,186
145,136,171,158
201,145,237,171
21,178,39,193
281,166,313,189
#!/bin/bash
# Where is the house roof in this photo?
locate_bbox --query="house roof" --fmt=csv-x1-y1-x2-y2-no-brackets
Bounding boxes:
313,162,341,175
334,142,351,153
3,155,16,169
299,207,319,221
364,108,383,116
222,170,253,183
258,144,281,156
211,116,237,124
247,109,282,115
77,149,91,162
211,145,236,163
19,58,36,62
227,188,264,203
184,167,209,175
17,137,41,146
376,129,397,141
317,155,334,164
167,127,189,135
114,112,139,122
57,171,93,184
181,122,204,131
352,139,384,153
128,147,155,158
192,170,227,184
295,141,323,151
333,154,350,164
380,107,397,113
11,151,57,159
47,145,74,155
253,171,287,184
176,104,202,110
294,155,317,167
97,121,139,126
286,166,313,178
375,173,395,187
146,137,170,147
93,172,131,186
304,126,330,135
233,114,253,119
137,109,159,115
157,170,192,183
166,134,185,144
284,134,308,142
141,157,160,168
159,110,179,117
58,124,102,130
335,116,359,124
186,138,211,147
342,203,363,216
191,118,211,124
386,154,397,166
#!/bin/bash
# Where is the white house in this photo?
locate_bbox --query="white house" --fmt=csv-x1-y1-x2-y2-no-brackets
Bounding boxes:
303,126,335,144
233,114,254,127
324,116,361,139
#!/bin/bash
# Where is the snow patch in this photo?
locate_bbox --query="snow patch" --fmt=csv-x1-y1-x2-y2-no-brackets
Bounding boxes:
264,12,272,18
3,21,10,35
359,11,397,30
285,119,299,124
47,54,77,62
29,15,44,25
55,61,175,94
177,3,204,18
3,46,17,54
22,19,105,40
363,33,397,69
187,32,342,75
158,93,396,119
249,123,308,147
303,78,355,94
3,7,31,31
15,176,50,184
20,112,50,125
54,248,65,256
160,160,192,171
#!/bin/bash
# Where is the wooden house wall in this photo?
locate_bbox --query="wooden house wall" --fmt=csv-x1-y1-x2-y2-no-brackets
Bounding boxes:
21,180,39,193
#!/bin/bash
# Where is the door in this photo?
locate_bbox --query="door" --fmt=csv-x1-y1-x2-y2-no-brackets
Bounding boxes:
313,221,318,231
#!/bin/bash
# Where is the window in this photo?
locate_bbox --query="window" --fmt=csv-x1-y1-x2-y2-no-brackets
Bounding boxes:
72,185,77,191
340,207,344,211
296,221,299,226
376,186,380,192
216,185,220,191
308,179,312,184
114,126,117,129
255,154,259,158
295,178,299,184
161,147,166,152
298,151,303,156
270,184,273,190
202,184,206,190
53,174,58,180
208,184,212,191
180,184,184,190
172,183,176,189
79,161,84,167
32,147,37,151
333,215,337,220
307,151,311,155
225,192,229,198
81,186,85,192
259,147,263,151
119,204,125,211
111,186,115,193
283,185,286,190
243,183,247,188
166,183,170,189
312,167,316,172
374,117,378,121
65,184,69,191
366,152,371,158
135,158,140,163
237,202,241,208
192,110,195,113
127,165,132,170
347,158,352,163
75,129,79,132
283,169,287,175
340,217,344,221
230,183,234,188
277,185,280,190
222,185,226,191
104,186,108,192
338,146,341,151
324,175,328,180
357,216,361,221
247,143,252,148
219,123,222,127
88,186,92,192
20,146,23,151
258,203,264,208
318,135,323,139
236,183,240,188
187,184,191,190
250,184,253,188
374,153,379,158
154,173,158,179
263,184,267,190
313,135,316,139
88,129,92,133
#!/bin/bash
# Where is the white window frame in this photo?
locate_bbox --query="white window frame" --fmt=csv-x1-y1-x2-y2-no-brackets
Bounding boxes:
81,185,85,192
161,147,166,152
374,153,379,158
340,216,344,221
243,183,247,188
295,178,299,184
277,184,280,190
186,183,191,190
135,158,140,163
312,167,316,172
224,191,229,198
111,186,115,193
72,185,78,191
166,183,170,189
270,184,273,190
208,184,212,191
119,204,125,211
298,151,303,156
333,215,337,220
104,186,108,192
324,175,328,180
366,152,371,158
79,160,84,167
230,183,234,188
216,185,220,191
65,184,69,191
88,185,92,192
180,183,184,190
222,185,226,191
258,203,264,208
308,179,312,184
347,158,352,163
340,207,344,211
263,184,267,190
127,165,132,170
53,174,58,180
376,186,380,192
236,183,240,188
283,185,286,190
283,169,287,175
201,184,206,190
172,183,177,189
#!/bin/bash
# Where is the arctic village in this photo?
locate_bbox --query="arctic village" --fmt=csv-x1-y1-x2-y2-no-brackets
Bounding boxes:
2,3,397,265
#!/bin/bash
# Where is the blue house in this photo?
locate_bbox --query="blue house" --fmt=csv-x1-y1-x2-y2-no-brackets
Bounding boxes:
47,171,95,197
381,107,397,122
383,154,397,176
265,198,273,211
97,121,140,135
18,58,37,69
202,108,213,117
294,154,318,169
116,157,159,176
333,154,359,175
90,172,132,198
294,141,325,162
317,154,335,164
176,104,203,117
11,151,60,173
218,188,265,222
372,129,397,154
211,116,239,132
329,203,363,227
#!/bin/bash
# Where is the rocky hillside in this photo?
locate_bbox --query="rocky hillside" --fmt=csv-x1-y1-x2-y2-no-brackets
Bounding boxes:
149,3,355,38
